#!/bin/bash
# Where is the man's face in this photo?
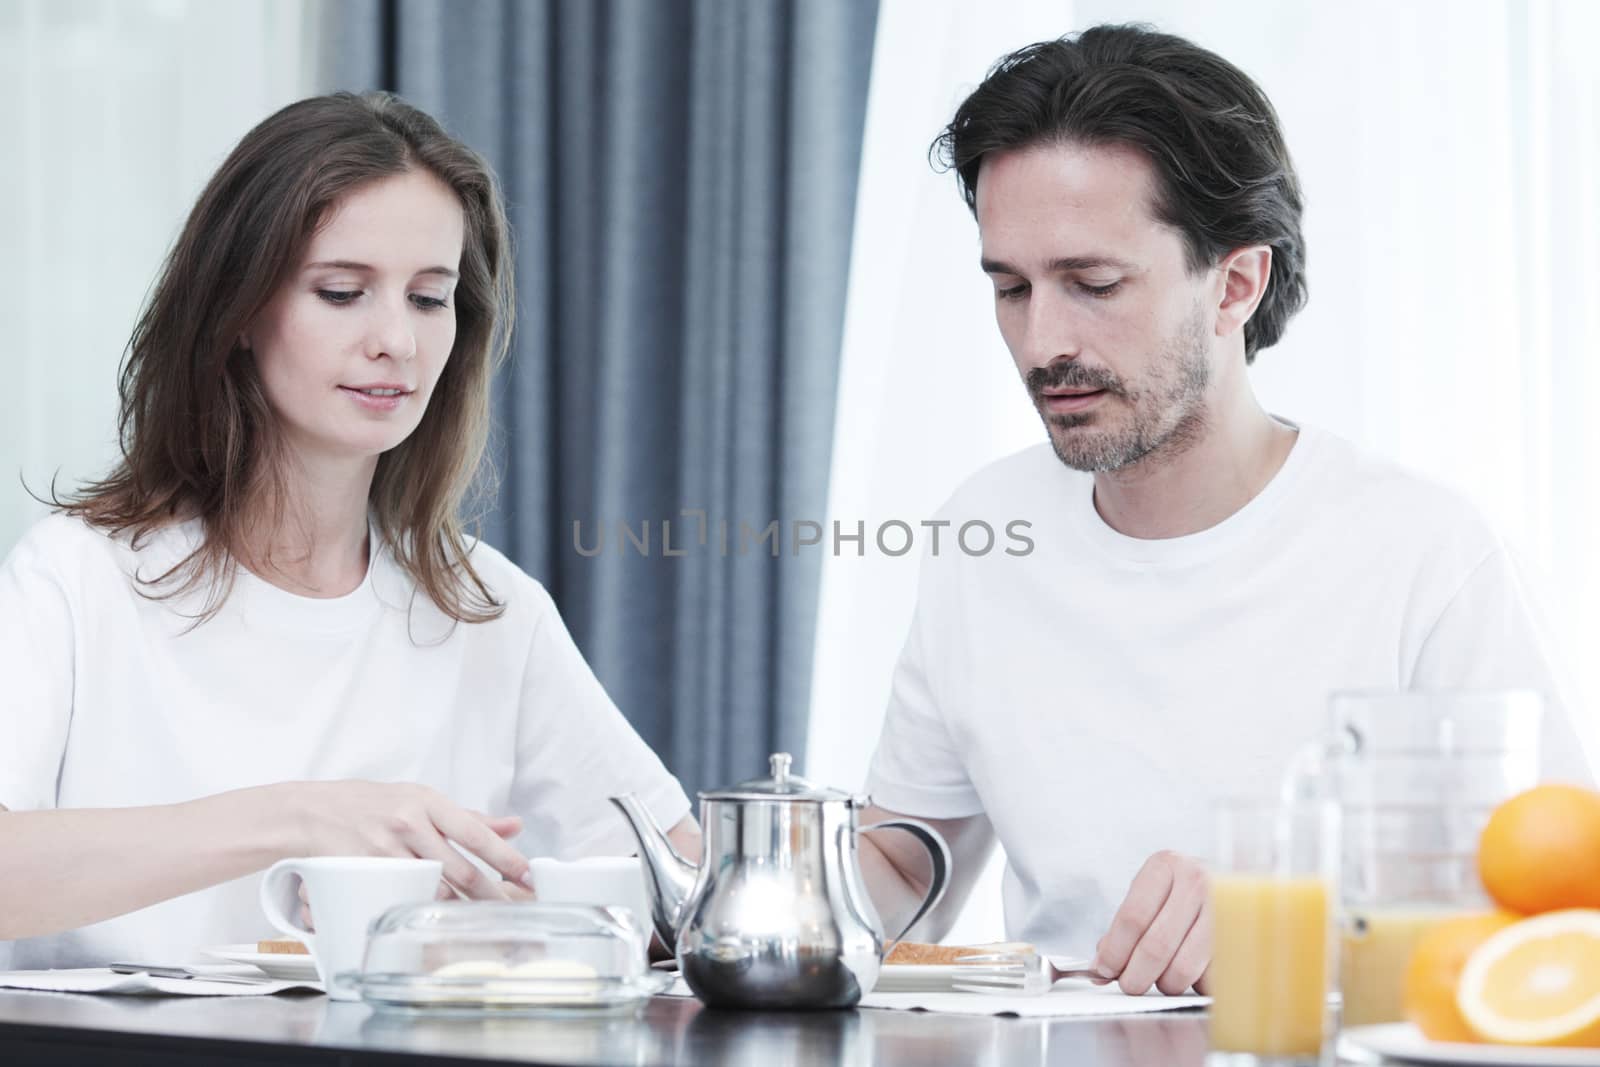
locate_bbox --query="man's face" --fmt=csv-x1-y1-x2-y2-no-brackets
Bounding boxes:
976,140,1217,473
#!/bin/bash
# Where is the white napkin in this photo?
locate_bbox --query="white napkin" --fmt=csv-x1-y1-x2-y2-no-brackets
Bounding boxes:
0,968,323,997
860,978,1209,1017
663,976,1207,1017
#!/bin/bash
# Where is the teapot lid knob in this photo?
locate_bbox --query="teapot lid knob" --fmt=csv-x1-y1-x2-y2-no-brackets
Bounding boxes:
700,752,850,801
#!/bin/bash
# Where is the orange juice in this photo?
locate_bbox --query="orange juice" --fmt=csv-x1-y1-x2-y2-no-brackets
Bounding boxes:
1209,874,1331,1057
1340,907,1472,1026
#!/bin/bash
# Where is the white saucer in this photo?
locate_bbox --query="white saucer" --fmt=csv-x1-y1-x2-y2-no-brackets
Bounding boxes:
1341,1023,1600,1065
201,944,321,982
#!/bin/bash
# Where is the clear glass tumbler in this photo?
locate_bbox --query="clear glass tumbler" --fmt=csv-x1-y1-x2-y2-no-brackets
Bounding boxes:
1209,800,1341,1067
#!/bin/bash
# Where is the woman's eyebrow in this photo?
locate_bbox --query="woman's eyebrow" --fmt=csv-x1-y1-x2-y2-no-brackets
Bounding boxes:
304,259,458,279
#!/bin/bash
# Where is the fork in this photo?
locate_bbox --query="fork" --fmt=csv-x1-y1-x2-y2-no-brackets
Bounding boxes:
948,953,1107,996
109,963,276,986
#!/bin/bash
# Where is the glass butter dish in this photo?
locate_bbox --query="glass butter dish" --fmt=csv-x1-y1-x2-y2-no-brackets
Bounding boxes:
334,902,671,1015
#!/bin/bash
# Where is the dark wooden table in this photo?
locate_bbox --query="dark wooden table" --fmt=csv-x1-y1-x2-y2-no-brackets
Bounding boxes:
0,990,1384,1065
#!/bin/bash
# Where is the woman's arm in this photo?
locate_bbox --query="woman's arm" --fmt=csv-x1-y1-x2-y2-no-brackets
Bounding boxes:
665,814,702,863
0,780,534,941
0,788,286,940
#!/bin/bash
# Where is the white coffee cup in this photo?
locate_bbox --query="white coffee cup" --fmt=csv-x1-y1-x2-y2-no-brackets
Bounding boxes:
528,856,653,942
259,856,442,1000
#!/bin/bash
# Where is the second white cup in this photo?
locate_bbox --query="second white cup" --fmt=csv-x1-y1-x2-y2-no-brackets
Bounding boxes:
528,856,654,942
259,856,442,999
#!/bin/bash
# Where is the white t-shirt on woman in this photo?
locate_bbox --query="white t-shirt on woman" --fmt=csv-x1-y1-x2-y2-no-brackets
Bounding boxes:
0,514,690,969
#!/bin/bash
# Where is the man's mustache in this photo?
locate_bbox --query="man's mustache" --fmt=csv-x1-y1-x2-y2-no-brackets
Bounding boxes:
1025,361,1126,399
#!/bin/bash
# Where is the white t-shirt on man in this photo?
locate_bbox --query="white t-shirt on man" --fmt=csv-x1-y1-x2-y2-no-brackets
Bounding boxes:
0,514,690,969
865,423,1593,957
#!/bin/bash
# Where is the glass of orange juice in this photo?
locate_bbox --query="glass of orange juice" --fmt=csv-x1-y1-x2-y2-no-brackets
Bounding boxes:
1209,800,1340,1066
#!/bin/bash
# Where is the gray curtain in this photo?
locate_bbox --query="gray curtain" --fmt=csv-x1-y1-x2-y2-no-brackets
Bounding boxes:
318,0,879,797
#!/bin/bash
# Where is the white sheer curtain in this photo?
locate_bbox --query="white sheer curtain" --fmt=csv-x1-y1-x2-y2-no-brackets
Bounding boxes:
806,0,1074,946
810,0,1600,942
0,0,314,553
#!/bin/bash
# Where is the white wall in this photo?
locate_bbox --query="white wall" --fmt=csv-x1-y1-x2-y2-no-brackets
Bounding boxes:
0,0,315,554
812,0,1600,944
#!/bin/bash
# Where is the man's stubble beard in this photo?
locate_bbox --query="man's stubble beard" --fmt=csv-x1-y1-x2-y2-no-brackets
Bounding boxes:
1038,302,1212,473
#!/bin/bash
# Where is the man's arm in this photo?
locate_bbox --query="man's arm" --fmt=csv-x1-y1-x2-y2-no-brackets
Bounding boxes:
855,804,996,943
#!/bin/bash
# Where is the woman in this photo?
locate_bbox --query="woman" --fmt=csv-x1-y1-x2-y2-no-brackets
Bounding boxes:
0,92,697,968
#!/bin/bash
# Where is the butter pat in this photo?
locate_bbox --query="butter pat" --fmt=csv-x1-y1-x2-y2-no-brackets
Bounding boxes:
431,959,600,980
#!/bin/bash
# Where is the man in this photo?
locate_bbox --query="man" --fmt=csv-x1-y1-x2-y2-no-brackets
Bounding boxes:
856,24,1592,997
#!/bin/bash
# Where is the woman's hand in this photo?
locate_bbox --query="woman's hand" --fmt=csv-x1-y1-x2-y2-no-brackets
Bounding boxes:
273,780,532,901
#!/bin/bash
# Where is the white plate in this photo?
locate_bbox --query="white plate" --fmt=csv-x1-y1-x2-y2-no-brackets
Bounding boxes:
1342,1023,1600,1065
343,970,673,1015
200,944,321,982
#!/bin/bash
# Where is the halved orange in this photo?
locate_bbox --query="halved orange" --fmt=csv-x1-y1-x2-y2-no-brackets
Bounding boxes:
1403,911,1520,1042
1456,909,1600,1047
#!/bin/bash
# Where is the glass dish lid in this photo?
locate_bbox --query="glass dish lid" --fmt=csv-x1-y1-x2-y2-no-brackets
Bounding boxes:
335,901,670,1014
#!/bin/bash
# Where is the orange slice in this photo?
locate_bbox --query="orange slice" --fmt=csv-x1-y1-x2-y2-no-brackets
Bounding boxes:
1456,909,1600,1047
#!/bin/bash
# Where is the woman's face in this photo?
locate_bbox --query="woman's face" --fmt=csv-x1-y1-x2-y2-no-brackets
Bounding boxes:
246,168,466,467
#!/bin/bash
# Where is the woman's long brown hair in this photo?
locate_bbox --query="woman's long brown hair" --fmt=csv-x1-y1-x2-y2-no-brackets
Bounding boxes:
57,92,514,624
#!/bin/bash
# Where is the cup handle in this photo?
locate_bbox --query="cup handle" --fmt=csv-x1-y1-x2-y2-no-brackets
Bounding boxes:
857,818,951,955
258,859,315,951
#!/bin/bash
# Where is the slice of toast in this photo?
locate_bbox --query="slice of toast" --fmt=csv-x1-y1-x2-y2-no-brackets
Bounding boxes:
256,938,310,955
884,940,1034,966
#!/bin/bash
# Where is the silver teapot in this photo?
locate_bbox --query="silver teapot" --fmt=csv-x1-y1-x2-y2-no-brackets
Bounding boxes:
611,753,950,1009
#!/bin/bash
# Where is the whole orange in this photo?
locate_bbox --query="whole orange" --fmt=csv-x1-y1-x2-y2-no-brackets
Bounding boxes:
1402,911,1520,1042
1478,785,1600,915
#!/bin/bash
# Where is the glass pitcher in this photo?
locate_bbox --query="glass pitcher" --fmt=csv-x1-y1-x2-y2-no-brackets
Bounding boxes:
1328,689,1541,1028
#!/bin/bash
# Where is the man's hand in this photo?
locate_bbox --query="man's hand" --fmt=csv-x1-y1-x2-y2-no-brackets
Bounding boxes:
1093,851,1212,996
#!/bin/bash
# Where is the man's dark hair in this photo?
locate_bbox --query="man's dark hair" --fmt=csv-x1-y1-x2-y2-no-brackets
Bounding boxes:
934,24,1307,362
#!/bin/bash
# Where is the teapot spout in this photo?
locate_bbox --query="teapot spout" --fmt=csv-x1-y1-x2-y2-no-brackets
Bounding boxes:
610,794,699,950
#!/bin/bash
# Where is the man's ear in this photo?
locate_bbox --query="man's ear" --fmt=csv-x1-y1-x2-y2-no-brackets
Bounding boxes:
1214,245,1272,343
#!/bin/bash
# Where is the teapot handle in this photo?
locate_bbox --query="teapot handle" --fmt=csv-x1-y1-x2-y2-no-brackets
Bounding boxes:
857,818,952,954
